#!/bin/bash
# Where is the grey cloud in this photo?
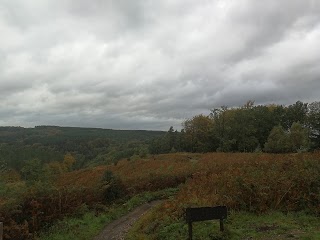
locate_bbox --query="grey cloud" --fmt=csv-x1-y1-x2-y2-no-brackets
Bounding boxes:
0,0,320,130
221,1,320,63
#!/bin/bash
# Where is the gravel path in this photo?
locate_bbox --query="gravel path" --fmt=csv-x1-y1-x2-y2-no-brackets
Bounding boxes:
94,200,162,240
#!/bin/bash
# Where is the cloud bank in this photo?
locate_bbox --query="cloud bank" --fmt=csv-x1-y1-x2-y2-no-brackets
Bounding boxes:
1,0,320,130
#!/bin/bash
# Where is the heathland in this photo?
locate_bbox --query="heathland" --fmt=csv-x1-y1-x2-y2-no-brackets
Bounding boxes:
1,100,320,239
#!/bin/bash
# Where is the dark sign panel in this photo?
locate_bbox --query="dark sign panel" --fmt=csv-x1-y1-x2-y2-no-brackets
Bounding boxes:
186,206,227,223
185,206,228,240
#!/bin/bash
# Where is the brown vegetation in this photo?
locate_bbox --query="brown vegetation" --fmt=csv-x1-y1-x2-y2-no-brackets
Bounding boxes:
1,152,320,239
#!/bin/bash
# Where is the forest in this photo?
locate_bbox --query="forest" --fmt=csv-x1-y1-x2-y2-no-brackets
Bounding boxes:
150,100,320,154
0,100,320,239
0,126,164,174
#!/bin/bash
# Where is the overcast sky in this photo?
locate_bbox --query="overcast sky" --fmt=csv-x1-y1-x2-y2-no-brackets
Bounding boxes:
1,0,320,130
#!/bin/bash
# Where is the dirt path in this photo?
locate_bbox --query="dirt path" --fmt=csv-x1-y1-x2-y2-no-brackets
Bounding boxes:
94,200,162,240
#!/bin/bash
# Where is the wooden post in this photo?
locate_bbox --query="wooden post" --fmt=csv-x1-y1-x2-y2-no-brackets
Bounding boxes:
0,222,3,240
220,219,224,232
188,222,192,240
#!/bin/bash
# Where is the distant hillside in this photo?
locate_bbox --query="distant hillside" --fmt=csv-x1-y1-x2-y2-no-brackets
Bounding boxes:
0,126,165,144
0,126,165,170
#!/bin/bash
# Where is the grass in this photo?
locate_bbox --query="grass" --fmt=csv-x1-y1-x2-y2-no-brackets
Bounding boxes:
226,211,320,240
36,188,178,240
126,209,320,240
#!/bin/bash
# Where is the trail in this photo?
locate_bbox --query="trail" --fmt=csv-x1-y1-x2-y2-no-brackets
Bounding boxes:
94,200,162,240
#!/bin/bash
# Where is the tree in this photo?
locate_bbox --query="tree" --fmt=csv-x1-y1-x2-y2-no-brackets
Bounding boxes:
264,126,292,153
63,153,76,171
148,128,177,154
101,170,124,202
0,158,7,174
210,106,228,142
307,101,320,149
21,158,44,182
210,106,231,151
252,105,278,148
264,122,309,153
149,138,162,154
289,122,309,152
283,101,308,130
138,146,148,158
270,104,287,128
229,107,258,152
211,103,260,152
44,161,66,176
167,126,177,151
182,115,214,152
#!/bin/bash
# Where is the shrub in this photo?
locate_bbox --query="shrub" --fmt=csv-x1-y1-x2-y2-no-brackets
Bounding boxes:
101,170,125,203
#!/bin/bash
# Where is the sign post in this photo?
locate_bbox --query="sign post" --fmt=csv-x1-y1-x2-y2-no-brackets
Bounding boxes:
185,206,227,240
188,221,192,240
0,222,3,240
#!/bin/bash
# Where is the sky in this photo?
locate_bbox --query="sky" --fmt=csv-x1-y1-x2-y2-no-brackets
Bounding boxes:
1,0,320,130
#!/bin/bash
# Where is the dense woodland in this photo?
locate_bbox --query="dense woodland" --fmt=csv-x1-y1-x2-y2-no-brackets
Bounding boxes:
0,126,164,175
150,100,320,154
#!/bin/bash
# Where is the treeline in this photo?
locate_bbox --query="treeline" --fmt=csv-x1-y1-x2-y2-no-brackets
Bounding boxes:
149,100,320,154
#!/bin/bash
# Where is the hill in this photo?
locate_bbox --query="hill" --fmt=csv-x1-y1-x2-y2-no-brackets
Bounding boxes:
0,126,165,170
0,126,164,144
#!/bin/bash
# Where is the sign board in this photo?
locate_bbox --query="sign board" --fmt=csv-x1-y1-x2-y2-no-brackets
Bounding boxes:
185,206,227,240
186,206,227,222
